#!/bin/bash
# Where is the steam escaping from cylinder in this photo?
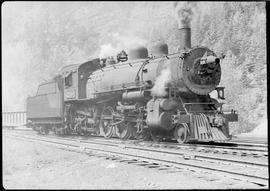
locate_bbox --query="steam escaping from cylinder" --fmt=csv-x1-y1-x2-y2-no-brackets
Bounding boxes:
151,60,172,97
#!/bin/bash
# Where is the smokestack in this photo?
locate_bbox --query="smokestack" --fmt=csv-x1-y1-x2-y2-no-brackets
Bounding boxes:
178,27,191,50
174,1,193,50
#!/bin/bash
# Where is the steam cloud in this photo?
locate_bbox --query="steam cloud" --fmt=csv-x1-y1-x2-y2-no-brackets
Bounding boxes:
174,1,194,28
99,44,119,59
151,60,172,97
99,33,147,59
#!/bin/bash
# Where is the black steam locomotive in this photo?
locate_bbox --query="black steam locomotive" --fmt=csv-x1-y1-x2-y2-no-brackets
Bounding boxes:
26,26,238,144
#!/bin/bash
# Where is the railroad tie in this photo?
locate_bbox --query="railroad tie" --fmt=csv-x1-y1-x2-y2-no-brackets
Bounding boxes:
146,164,160,168
157,167,172,171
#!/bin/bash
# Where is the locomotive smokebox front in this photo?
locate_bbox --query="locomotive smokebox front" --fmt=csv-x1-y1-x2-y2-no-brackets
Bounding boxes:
179,47,222,95
171,24,222,95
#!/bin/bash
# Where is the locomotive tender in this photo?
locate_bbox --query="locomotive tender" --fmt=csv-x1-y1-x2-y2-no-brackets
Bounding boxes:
27,26,238,144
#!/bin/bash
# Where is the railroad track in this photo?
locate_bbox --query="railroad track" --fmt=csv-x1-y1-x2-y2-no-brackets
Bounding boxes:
231,135,267,144
229,139,268,146
5,131,269,188
4,128,268,158
65,136,268,159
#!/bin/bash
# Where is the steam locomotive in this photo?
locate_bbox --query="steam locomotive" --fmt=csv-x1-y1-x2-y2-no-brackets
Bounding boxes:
26,26,238,144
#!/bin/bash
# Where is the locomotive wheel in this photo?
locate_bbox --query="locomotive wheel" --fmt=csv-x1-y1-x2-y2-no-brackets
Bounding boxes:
174,124,189,144
39,126,49,135
53,126,59,135
32,125,37,131
95,125,100,136
100,106,115,138
115,122,132,140
150,131,163,142
45,128,49,135
39,126,44,134
63,125,70,135
133,128,151,141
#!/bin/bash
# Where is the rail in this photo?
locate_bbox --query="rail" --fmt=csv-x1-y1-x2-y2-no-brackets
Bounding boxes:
6,132,268,187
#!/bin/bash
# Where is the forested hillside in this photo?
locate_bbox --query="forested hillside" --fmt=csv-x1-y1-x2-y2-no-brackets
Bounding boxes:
2,2,266,134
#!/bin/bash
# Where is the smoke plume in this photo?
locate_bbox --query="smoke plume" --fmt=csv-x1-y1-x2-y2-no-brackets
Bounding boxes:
174,1,194,28
151,60,172,97
99,33,147,59
99,44,119,59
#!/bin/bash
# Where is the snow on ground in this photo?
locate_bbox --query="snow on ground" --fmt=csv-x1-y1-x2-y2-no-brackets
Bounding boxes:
2,131,262,189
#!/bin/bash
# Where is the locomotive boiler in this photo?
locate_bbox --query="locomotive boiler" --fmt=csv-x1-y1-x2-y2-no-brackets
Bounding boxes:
26,25,238,143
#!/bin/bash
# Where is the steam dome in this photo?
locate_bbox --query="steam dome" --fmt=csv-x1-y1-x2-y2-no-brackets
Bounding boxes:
128,46,148,60
149,42,168,58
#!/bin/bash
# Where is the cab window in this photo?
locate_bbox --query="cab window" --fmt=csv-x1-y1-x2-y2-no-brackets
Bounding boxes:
65,73,73,88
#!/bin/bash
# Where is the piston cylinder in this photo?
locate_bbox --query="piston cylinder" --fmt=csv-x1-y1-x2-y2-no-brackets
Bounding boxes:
146,99,174,129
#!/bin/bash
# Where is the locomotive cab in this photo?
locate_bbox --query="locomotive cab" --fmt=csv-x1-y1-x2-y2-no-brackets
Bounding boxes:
59,58,101,101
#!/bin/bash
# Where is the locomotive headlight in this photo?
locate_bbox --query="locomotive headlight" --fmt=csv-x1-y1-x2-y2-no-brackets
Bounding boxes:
200,55,219,65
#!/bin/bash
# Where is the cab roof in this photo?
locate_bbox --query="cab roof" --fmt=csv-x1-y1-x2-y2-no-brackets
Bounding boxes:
58,58,101,76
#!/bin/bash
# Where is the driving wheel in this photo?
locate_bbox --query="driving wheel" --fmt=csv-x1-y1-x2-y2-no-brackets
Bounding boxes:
115,122,132,140
100,106,115,138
